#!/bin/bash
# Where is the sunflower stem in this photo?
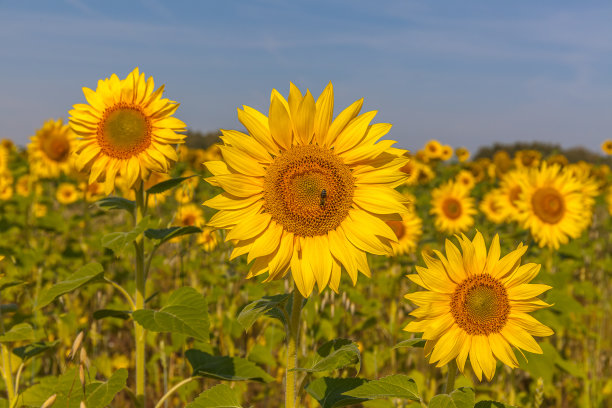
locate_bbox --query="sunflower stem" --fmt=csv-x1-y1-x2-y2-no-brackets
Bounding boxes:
286,289,304,408
134,181,147,407
444,360,458,394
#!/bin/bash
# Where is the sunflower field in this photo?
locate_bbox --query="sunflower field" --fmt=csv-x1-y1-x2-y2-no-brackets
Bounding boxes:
0,69,610,408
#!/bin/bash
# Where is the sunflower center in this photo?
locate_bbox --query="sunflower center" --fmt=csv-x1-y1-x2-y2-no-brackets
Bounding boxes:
531,187,565,224
386,220,405,239
263,145,354,237
451,274,509,335
442,198,462,219
42,134,70,162
97,103,152,159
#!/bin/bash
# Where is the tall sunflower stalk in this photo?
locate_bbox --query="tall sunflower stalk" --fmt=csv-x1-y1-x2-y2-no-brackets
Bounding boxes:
69,68,186,406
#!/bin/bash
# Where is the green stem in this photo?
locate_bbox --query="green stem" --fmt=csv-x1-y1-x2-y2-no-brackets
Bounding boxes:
1,345,14,404
134,182,147,406
444,360,458,394
154,377,195,408
104,278,136,311
286,289,304,408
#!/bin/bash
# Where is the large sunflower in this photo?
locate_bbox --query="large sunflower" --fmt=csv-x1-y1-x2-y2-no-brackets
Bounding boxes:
430,181,475,234
516,163,589,249
69,67,186,194
496,169,530,223
387,210,423,256
404,232,553,381
204,83,409,297
28,119,75,178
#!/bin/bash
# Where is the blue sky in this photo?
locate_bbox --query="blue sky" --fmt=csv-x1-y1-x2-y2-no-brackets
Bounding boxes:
2,0,612,153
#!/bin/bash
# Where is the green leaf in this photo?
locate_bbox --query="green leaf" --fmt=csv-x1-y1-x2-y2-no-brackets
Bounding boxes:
236,294,290,330
96,196,135,213
86,368,128,408
36,262,104,309
13,341,59,360
344,375,419,401
186,349,274,382
294,338,361,373
0,323,35,343
145,226,202,245
0,277,24,292
474,401,517,408
450,387,475,408
394,339,426,349
305,377,368,408
93,309,131,320
185,384,243,408
102,217,154,255
147,176,196,195
429,394,455,408
132,287,209,342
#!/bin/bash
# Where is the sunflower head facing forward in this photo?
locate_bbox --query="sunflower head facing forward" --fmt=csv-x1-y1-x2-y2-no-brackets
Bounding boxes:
69,68,186,195
430,181,476,234
404,231,553,381
28,119,75,178
204,83,409,297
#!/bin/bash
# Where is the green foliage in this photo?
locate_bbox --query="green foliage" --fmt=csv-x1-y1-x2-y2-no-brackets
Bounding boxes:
186,349,274,382
185,384,243,408
0,323,34,343
101,217,155,254
147,176,197,195
236,294,290,330
428,388,475,408
95,196,135,213
344,375,420,401
305,377,368,408
294,338,361,373
132,287,210,342
145,225,202,245
13,340,59,360
85,368,128,408
36,262,104,309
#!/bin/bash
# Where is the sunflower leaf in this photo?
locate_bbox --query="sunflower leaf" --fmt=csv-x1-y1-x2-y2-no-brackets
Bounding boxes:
145,226,202,245
85,368,128,408
186,349,273,383
343,374,420,401
304,377,368,408
93,309,131,321
13,340,59,361
428,394,455,408
292,338,361,373
0,323,35,343
102,217,154,254
36,262,104,309
450,387,475,408
236,294,290,330
96,196,135,213
132,287,209,342
394,338,426,349
185,384,243,408
146,176,196,195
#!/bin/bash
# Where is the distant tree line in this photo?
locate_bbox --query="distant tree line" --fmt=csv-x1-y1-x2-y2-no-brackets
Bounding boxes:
184,129,222,150
475,141,612,165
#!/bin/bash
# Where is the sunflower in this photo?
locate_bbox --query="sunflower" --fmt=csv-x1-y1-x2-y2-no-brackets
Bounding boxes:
28,119,75,178
56,183,79,204
514,150,541,169
496,169,530,223
198,227,220,252
69,67,186,194
0,146,9,174
440,145,453,161
33,203,48,218
16,175,41,197
387,210,422,255
455,147,470,163
176,203,205,227
455,170,475,190
480,189,507,224
516,163,590,249
424,140,442,160
80,181,105,202
430,181,475,234
601,140,612,155
492,151,513,176
546,154,568,167
204,83,409,297
404,232,553,381
0,181,12,201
